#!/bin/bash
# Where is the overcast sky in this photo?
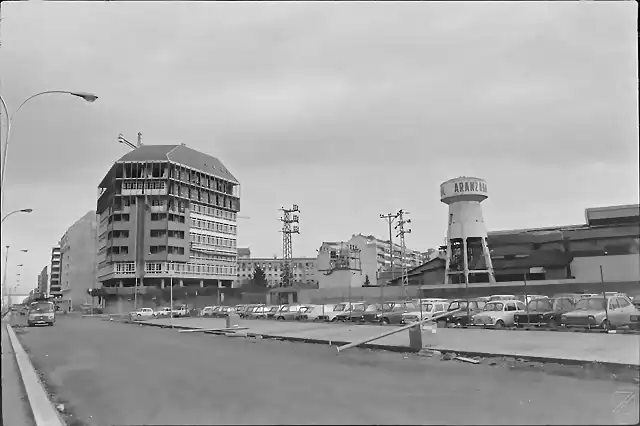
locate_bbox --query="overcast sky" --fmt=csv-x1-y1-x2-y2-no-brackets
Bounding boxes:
1,1,637,297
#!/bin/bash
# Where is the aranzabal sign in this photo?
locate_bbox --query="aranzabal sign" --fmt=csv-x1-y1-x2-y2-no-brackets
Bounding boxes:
454,180,487,194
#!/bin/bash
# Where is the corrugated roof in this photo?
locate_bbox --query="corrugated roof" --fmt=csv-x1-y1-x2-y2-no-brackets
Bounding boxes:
116,144,239,184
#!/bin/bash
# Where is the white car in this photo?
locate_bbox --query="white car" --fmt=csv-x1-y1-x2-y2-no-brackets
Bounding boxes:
130,308,154,321
326,302,360,322
401,300,449,324
154,307,172,317
200,306,216,317
471,300,526,328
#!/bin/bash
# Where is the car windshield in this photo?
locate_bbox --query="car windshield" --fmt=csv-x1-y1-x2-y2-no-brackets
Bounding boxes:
365,304,381,312
333,304,346,312
419,304,433,311
299,307,310,313
484,302,503,311
269,307,278,312
575,298,606,310
30,303,54,313
449,301,468,310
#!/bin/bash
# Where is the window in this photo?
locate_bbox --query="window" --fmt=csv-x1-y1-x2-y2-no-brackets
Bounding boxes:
505,302,517,312
609,299,620,310
150,229,167,238
151,213,167,221
150,246,159,254
617,297,631,308
120,246,129,255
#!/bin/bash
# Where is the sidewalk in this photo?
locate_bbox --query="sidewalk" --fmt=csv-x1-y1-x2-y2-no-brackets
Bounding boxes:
1,321,35,426
139,317,640,366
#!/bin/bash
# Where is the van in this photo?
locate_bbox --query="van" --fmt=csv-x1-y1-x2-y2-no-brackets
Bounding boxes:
27,301,56,327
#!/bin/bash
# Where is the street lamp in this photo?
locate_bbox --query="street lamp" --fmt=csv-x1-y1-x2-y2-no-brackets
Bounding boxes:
0,90,98,216
1,208,33,224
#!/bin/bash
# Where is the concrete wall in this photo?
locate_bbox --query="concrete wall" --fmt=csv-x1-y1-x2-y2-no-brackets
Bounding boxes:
299,285,420,305
571,254,640,282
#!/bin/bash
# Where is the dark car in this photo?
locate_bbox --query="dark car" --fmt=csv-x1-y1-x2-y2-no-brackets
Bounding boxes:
357,303,395,323
434,299,486,327
379,301,416,325
514,296,576,329
335,302,369,322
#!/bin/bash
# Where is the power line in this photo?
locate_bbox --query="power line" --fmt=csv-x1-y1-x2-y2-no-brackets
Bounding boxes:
395,209,412,299
279,204,299,288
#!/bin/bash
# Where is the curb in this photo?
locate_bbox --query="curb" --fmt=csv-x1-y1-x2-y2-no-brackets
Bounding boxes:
6,324,65,426
420,347,640,371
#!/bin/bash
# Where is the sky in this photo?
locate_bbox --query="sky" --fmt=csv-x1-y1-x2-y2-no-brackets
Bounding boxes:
0,1,638,297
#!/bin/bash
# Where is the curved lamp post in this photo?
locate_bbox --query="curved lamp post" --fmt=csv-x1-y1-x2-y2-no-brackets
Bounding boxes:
1,208,32,224
0,90,98,216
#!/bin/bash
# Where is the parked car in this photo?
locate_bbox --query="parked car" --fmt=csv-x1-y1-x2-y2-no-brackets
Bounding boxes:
154,307,172,318
276,304,305,321
353,303,391,323
27,301,56,327
335,302,368,322
257,305,279,319
239,305,260,319
200,306,216,317
471,300,526,328
130,307,154,321
488,294,517,302
298,304,335,321
172,306,189,318
429,299,487,327
402,300,449,325
515,295,549,304
561,294,638,330
631,296,640,309
235,304,247,313
380,301,417,325
213,306,234,318
326,302,359,322
514,296,576,329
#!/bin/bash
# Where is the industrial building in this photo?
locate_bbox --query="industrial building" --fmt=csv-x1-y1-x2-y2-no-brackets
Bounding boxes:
95,144,240,298
58,210,98,311
391,203,640,298
236,247,318,287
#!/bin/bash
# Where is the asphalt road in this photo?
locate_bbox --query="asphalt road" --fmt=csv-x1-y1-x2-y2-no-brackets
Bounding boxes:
11,314,640,426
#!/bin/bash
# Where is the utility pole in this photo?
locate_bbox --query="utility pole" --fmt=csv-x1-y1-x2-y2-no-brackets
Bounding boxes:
379,212,400,303
1,246,8,309
279,205,300,288
395,210,412,300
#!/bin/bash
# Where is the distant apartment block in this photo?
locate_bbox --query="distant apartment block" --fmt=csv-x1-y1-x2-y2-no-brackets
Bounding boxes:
236,248,317,287
49,246,61,298
37,266,49,295
59,210,98,310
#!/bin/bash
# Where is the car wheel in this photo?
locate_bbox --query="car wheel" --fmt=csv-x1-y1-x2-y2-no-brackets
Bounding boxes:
548,319,558,330
137,314,141,318
494,320,505,329
381,318,390,325
330,317,338,322
601,319,613,331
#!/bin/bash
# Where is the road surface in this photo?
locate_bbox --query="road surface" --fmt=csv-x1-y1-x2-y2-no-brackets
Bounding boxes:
12,315,640,425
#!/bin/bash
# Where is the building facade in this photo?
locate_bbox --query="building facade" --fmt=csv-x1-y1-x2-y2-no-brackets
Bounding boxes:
96,144,240,295
49,247,61,299
37,266,48,295
315,234,426,289
59,210,98,310
236,254,318,287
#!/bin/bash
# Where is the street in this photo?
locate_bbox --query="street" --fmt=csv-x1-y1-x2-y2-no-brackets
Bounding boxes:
10,315,639,425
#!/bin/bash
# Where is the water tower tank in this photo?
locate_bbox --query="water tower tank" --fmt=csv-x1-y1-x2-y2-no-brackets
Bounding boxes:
440,176,495,285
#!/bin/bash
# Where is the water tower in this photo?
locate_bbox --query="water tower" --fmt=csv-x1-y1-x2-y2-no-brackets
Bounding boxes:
440,176,495,285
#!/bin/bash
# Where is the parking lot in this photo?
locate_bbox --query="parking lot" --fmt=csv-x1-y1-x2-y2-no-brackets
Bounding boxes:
12,314,640,425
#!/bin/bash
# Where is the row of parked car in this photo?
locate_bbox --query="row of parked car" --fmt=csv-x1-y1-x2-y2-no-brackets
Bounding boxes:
199,291,640,331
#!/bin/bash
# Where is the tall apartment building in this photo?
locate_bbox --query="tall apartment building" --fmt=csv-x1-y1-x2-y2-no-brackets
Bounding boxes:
37,266,48,295
96,144,240,294
59,210,98,310
49,247,61,298
236,251,318,287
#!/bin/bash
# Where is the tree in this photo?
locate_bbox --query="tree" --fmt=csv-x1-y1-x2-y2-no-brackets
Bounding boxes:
364,274,371,286
252,265,268,287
